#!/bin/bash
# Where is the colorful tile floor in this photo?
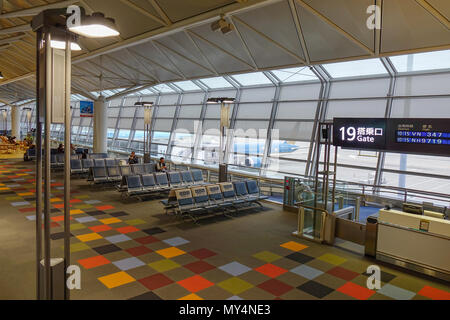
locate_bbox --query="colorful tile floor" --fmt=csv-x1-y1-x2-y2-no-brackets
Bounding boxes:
0,160,449,300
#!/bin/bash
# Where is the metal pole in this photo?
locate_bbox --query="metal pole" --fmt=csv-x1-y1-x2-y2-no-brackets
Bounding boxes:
35,29,43,301
44,31,52,300
64,35,72,300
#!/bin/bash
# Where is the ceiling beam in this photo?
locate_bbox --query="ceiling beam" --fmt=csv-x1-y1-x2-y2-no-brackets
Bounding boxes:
0,24,32,36
288,0,310,64
0,0,79,19
127,48,183,78
147,0,172,26
118,0,168,26
414,0,450,29
0,34,26,46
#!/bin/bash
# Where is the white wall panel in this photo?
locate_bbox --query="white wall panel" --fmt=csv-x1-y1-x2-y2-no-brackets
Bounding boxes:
330,78,390,98
157,106,176,118
179,105,202,118
240,87,276,102
109,98,122,107
205,105,234,119
277,101,317,119
153,119,173,131
395,73,450,96
390,98,450,118
234,120,269,136
182,92,205,105
159,94,179,105
273,121,313,140
279,83,321,100
118,118,133,129
326,99,387,119
237,103,272,119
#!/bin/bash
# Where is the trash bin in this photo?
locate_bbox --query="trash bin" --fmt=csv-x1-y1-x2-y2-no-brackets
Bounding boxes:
365,216,378,257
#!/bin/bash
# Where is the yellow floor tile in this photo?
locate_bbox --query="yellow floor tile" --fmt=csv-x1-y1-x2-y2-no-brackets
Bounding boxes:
149,259,181,273
156,247,186,259
317,253,347,265
280,241,308,252
253,251,282,263
50,198,63,203
179,293,203,300
218,277,253,295
98,271,135,289
18,192,33,197
70,209,85,215
76,233,103,242
99,218,122,225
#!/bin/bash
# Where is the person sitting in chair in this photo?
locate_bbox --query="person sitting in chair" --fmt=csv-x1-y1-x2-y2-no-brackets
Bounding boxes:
57,144,64,154
128,151,139,164
156,157,167,172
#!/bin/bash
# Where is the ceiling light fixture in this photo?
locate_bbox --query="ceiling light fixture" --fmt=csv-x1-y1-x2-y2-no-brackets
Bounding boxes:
207,97,235,104
68,11,120,38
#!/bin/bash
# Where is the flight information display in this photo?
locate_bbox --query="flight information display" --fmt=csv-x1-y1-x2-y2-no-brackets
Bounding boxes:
333,118,387,151
333,118,450,156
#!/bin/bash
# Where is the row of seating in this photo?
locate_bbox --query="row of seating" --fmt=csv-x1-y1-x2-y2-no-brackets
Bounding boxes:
165,180,268,221
71,159,144,175
118,170,205,198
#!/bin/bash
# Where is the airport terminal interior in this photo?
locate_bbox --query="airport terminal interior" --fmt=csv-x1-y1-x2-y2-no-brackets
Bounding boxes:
0,0,449,301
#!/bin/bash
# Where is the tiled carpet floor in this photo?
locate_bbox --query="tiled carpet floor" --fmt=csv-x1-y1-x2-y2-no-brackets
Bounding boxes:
0,160,449,300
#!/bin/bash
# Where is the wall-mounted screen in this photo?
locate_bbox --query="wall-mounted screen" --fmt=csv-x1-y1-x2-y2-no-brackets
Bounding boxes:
333,118,450,157
333,118,387,151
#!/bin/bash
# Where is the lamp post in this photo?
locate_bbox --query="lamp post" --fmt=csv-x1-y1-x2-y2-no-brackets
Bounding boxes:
1,109,7,135
31,6,119,301
135,101,154,163
23,107,32,134
206,97,235,182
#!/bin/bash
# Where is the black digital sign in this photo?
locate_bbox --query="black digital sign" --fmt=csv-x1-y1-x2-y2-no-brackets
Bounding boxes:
333,118,387,151
333,118,450,157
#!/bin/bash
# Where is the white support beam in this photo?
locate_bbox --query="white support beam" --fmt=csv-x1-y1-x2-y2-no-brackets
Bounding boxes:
288,0,310,64
0,0,79,19
147,0,172,26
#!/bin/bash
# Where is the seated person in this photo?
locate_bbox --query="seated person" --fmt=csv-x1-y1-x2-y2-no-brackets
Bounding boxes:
128,151,139,164
156,157,167,172
23,145,36,161
57,144,64,154
70,144,76,155
8,136,18,145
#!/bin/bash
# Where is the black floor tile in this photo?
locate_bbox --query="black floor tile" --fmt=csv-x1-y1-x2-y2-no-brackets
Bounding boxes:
93,244,122,255
286,252,315,264
362,270,397,283
142,227,166,235
109,211,129,217
297,281,334,299
85,211,106,217
128,291,161,300
50,232,74,240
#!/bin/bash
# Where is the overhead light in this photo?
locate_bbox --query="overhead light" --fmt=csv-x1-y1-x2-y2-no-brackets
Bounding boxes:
0,71,4,79
68,12,120,38
207,97,235,104
135,101,154,107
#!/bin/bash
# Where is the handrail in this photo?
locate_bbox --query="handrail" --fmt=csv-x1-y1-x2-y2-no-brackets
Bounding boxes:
295,203,328,242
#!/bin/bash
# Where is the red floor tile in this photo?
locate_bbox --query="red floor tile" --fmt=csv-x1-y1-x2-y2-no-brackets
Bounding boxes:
178,275,214,293
96,205,115,211
70,199,82,204
78,255,110,269
126,246,152,257
337,282,375,300
135,236,159,245
184,261,216,274
189,248,217,260
51,215,72,222
255,264,287,278
139,274,173,291
258,279,293,297
53,203,72,209
418,286,450,300
89,225,113,233
19,207,36,213
42,222,60,229
116,226,140,234
327,266,360,281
